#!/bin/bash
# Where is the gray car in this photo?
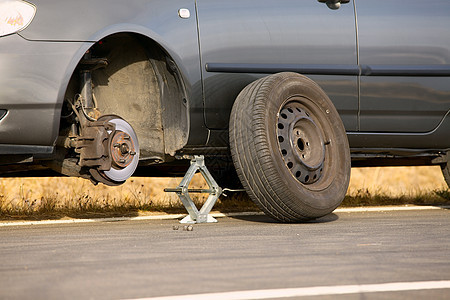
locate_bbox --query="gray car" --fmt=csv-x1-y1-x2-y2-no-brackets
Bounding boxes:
0,0,449,222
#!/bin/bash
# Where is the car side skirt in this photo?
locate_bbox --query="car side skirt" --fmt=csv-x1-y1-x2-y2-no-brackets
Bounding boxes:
0,145,53,155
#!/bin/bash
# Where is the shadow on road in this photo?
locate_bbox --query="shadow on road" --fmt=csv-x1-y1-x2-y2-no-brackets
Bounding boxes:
230,212,339,224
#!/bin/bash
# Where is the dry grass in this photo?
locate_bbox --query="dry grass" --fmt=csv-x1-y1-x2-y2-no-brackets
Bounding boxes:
0,174,258,220
344,165,449,207
0,166,449,220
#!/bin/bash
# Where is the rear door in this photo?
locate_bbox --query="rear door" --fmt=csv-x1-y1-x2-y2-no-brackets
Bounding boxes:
356,0,450,132
196,0,358,131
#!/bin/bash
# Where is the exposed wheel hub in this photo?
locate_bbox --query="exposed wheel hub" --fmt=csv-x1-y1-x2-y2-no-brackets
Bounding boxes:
277,102,325,184
75,115,139,186
110,130,136,169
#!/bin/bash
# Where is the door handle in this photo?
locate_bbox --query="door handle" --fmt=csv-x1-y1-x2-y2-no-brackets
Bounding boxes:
318,0,350,10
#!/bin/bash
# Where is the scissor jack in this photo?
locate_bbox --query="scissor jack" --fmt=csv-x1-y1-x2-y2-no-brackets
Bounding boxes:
164,155,222,224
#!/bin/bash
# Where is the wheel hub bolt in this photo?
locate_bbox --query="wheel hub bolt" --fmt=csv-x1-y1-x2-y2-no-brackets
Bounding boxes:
120,143,129,155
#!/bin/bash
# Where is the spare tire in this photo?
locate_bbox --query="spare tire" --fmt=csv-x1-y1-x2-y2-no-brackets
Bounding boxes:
229,72,350,222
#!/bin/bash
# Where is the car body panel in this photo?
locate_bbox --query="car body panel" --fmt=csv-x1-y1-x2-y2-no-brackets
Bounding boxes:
197,0,358,131
0,34,89,146
0,0,448,167
11,0,209,148
356,0,450,132
348,110,450,149
20,0,202,99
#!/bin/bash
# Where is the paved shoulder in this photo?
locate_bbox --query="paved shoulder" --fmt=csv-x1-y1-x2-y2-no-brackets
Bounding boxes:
0,209,449,300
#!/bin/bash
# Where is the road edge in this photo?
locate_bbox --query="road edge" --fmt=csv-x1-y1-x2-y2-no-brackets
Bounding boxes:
0,205,449,227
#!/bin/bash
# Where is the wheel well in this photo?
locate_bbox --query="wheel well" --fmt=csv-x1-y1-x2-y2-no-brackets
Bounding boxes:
62,32,189,164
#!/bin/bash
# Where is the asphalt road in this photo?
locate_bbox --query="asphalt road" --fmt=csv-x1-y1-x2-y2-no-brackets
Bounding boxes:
0,208,449,300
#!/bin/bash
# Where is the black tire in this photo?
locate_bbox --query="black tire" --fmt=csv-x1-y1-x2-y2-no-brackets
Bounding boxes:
229,72,351,222
206,156,243,189
441,160,450,188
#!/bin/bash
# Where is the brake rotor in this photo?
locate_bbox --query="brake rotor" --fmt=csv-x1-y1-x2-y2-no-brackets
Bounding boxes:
90,115,139,186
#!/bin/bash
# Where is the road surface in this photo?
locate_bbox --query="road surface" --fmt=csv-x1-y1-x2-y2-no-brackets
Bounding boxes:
0,208,449,299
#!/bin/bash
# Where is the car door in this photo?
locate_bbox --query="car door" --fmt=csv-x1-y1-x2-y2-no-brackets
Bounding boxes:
196,0,358,131
356,0,450,133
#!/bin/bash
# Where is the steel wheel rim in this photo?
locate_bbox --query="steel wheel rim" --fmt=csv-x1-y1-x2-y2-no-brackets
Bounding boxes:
277,99,326,184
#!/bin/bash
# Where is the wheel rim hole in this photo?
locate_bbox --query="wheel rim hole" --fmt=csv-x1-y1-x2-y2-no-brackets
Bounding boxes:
278,136,284,143
287,108,293,113
313,174,317,180
287,162,293,169
297,138,305,151
295,171,301,178
282,149,287,156
296,108,302,113
281,113,288,119
278,123,284,130
305,111,310,117
305,175,310,182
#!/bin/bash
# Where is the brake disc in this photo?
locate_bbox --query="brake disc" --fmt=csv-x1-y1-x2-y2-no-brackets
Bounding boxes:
86,115,139,186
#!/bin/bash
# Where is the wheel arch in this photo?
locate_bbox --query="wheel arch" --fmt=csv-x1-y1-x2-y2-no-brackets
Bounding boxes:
57,30,190,162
